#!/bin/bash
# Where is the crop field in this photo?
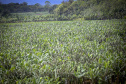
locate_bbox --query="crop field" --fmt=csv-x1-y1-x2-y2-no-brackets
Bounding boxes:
0,12,53,23
0,20,126,84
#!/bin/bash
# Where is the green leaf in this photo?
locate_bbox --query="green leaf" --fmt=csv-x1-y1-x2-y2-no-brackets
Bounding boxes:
104,62,108,68
98,58,102,64
42,64,46,69
10,66,15,71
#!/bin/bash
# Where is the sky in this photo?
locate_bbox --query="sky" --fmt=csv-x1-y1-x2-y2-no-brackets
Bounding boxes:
0,0,67,5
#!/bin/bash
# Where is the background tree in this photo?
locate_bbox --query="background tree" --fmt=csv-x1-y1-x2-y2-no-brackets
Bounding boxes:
45,1,51,12
54,0,126,20
1,10,11,18
49,4,58,14
69,0,74,3
21,2,28,6
34,3,41,12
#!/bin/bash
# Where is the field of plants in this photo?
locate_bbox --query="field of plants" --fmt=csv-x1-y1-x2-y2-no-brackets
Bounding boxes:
0,20,126,84
0,12,55,23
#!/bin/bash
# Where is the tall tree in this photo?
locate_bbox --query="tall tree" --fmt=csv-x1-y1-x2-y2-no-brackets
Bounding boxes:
22,2,28,6
45,1,51,11
69,0,74,3
45,1,51,7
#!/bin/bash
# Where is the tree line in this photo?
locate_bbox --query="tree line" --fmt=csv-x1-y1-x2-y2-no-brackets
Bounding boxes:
0,0,126,20
0,1,57,17
54,0,126,20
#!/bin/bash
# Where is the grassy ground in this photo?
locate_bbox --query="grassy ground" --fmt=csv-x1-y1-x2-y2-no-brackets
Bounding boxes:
12,12,50,16
0,20,126,84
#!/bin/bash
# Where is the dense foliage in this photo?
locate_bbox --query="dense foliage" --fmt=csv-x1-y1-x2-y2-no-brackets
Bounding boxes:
0,3,39,13
54,0,126,20
0,12,56,23
0,0,126,83
0,2,57,17
0,0,126,22
0,20,126,84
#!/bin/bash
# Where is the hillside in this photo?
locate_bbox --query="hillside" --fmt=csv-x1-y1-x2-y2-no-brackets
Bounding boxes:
54,0,126,20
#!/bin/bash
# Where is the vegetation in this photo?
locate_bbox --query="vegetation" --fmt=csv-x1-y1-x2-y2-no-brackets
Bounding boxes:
54,0,126,20
0,12,56,23
0,1,58,23
0,0,126,84
0,2,56,13
0,0,126,22
0,20,126,84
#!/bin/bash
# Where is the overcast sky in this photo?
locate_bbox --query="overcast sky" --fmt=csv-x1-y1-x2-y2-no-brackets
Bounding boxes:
0,0,67,5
